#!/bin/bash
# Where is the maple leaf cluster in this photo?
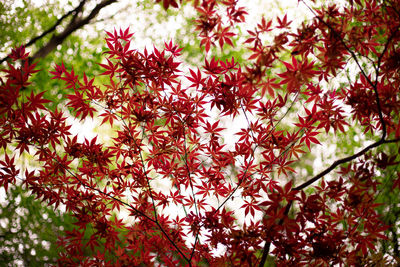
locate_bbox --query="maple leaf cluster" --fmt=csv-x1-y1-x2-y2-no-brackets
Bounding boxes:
1,0,400,266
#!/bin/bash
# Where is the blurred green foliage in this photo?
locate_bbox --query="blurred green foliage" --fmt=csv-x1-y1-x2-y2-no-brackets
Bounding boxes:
0,185,75,265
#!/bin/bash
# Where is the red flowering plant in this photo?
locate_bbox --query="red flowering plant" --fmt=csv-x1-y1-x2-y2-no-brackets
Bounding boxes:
1,0,400,265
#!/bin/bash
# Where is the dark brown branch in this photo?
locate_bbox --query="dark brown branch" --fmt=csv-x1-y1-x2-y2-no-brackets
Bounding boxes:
258,137,400,266
0,0,87,65
294,138,399,192
30,0,118,61
258,200,292,266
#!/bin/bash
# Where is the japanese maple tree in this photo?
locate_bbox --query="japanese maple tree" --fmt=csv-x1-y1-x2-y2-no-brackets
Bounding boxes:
1,0,400,266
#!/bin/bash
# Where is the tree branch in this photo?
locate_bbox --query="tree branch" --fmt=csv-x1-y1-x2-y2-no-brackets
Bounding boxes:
0,0,87,65
30,0,118,61
258,138,400,266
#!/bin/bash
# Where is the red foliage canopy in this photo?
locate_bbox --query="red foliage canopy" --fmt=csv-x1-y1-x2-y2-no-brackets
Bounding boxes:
1,0,400,266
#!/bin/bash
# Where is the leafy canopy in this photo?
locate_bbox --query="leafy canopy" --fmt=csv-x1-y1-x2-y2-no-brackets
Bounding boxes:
1,0,400,266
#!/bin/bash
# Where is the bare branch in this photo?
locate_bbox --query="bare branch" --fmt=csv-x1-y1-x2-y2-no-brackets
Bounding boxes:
31,0,118,61
0,0,87,64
